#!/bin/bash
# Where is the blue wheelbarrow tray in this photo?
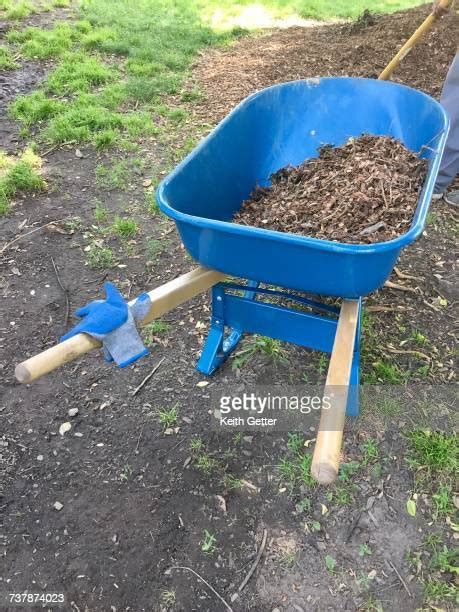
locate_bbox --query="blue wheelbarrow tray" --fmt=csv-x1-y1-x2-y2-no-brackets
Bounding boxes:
157,77,449,299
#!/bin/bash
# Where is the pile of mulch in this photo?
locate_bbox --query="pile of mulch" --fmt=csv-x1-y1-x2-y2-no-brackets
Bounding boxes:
184,6,457,125
233,135,427,244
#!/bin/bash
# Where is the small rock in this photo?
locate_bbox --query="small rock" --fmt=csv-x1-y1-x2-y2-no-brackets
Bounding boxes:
53,501,63,511
59,422,72,436
36,455,44,461
75,149,83,158
68,408,79,417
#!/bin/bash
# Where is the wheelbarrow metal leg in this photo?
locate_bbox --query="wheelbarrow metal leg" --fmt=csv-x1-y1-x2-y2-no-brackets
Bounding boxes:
197,282,257,375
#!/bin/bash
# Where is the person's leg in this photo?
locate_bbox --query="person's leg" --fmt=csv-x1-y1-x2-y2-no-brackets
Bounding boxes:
434,52,459,195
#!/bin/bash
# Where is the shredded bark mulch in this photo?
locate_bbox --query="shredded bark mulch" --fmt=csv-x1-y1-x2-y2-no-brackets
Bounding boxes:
233,135,427,244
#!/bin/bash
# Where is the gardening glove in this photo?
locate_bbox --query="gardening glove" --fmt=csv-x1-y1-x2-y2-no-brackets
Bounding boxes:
60,282,151,368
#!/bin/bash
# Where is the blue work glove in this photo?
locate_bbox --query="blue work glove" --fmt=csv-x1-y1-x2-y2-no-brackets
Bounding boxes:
61,282,151,368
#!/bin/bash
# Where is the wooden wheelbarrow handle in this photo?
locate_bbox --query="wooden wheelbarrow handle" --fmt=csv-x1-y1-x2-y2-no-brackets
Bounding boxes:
378,0,454,81
15,267,225,384
311,300,359,484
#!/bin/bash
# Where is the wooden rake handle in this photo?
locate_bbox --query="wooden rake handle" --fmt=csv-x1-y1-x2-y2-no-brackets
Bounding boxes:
378,0,454,80
15,267,225,384
311,300,360,485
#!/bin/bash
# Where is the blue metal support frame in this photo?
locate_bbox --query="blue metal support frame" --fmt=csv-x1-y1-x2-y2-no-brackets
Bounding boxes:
197,282,362,416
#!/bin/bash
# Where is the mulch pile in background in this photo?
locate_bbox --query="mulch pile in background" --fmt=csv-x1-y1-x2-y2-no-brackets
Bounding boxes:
233,135,427,244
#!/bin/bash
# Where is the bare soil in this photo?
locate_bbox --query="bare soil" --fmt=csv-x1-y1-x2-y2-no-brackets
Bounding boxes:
234,136,427,244
1,6,457,612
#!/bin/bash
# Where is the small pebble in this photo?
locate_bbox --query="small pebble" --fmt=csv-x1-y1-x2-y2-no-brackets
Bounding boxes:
36,455,44,462
53,501,63,511
68,408,79,417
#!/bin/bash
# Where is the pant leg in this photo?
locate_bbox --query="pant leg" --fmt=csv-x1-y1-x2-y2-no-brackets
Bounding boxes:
435,52,459,192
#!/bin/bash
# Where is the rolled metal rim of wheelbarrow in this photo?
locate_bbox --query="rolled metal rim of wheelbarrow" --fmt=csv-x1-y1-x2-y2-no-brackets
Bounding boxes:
156,77,450,255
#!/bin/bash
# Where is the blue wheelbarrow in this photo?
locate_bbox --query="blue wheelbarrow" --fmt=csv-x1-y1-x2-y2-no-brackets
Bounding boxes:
15,15,450,485
157,76,449,482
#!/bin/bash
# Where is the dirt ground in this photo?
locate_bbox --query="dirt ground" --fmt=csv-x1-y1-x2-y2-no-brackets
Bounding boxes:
1,5,458,612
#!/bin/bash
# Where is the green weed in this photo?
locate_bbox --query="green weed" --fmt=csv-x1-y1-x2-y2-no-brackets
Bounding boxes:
95,161,130,190
287,432,304,455
86,244,115,269
142,320,171,346
424,579,459,604
223,474,244,491
158,404,179,429
196,454,217,474
367,360,406,384
146,237,164,259
232,335,288,369
201,529,216,555
119,464,133,481
407,430,457,484
359,543,373,557
190,436,204,455
145,190,160,215
112,216,138,238
93,201,108,223
361,439,379,466
161,590,176,607
280,551,298,569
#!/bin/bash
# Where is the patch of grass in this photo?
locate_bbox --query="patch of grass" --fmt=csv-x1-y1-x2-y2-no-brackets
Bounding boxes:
52,0,70,6
119,464,133,481
407,430,457,484
190,436,204,455
359,543,373,557
201,529,216,555
432,483,454,516
86,244,115,269
338,460,361,482
423,579,459,605
146,237,164,260
232,335,288,369
222,474,244,491
142,320,171,347
95,161,131,190
45,53,117,94
407,430,457,521
296,497,312,513
158,403,179,429
93,201,108,223
161,590,176,607
145,190,161,215
0,148,46,215
6,1,33,20
0,46,18,69
112,216,138,238
7,23,79,59
94,129,118,149
366,360,406,384
9,91,64,127
361,439,379,466
280,551,299,569
278,451,315,490
196,454,217,474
